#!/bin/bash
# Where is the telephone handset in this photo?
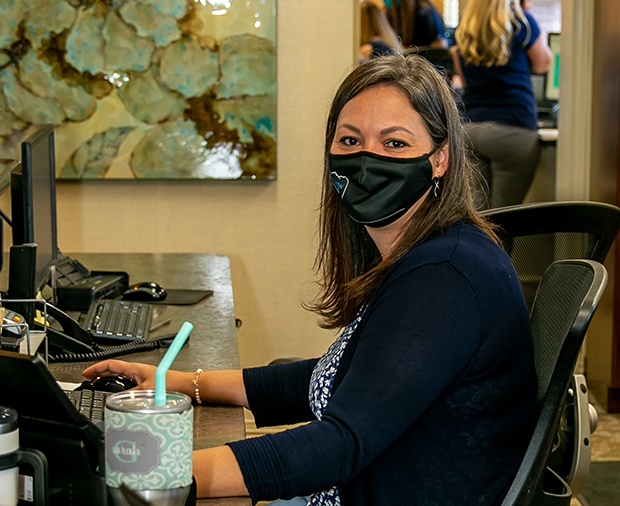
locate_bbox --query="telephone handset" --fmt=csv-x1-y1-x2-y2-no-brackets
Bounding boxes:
1,301,179,362
36,301,179,362
0,302,95,355
36,302,97,355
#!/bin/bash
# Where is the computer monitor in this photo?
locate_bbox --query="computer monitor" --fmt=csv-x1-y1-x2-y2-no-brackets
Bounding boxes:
0,349,104,504
11,125,59,293
545,32,560,102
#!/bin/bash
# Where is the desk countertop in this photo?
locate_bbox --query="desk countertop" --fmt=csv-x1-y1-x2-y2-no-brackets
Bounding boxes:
537,127,558,142
49,253,251,506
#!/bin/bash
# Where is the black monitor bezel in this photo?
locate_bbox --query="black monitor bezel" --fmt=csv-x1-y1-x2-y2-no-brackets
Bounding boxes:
11,125,59,293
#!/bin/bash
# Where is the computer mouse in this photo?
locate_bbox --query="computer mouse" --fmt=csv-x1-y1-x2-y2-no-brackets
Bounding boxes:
77,375,138,393
121,281,167,301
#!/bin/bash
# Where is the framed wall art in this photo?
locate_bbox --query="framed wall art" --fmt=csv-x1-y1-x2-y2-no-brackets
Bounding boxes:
0,0,277,180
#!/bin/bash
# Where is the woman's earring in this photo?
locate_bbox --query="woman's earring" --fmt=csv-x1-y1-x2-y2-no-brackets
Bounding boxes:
432,177,442,198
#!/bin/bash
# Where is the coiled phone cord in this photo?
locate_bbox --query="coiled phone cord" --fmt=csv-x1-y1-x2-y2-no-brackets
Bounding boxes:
48,332,179,363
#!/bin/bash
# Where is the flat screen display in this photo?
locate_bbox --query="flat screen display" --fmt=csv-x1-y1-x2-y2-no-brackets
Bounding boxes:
11,125,58,293
545,33,561,102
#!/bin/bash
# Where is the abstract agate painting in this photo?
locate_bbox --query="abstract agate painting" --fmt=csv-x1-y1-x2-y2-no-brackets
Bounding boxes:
0,0,277,180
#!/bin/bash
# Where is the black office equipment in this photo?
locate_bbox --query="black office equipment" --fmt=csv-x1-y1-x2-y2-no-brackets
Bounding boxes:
544,33,561,103
64,388,111,425
0,159,20,275
0,307,28,352
536,32,561,129
83,299,154,342
0,349,107,505
122,281,167,302
11,126,57,284
54,256,129,312
6,243,37,328
10,125,129,312
7,125,184,360
77,374,138,393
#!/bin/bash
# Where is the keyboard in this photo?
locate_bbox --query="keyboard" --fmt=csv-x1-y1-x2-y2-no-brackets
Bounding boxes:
83,299,153,342
64,388,110,424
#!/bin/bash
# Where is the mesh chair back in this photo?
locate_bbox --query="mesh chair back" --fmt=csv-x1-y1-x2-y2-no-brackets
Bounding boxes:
530,261,606,404
482,201,620,310
501,259,607,506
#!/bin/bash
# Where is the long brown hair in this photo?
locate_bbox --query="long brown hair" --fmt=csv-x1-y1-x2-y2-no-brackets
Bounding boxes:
360,1,402,52
386,0,435,48
307,54,497,329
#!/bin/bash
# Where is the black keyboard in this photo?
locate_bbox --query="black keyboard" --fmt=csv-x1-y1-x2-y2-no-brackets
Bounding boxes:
64,389,110,424
84,299,153,342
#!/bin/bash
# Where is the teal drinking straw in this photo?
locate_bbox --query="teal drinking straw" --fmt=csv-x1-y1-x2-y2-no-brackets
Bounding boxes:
155,321,194,406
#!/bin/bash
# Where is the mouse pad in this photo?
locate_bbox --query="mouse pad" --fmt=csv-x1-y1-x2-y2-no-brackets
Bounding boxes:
151,289,213,306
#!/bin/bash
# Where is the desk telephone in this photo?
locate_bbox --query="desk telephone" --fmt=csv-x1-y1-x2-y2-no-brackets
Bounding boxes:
3,245,180,362
1,300,177,363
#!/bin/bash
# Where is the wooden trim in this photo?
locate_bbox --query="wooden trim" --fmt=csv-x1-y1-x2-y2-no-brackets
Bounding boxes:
610,93,620,412
608,387,620,413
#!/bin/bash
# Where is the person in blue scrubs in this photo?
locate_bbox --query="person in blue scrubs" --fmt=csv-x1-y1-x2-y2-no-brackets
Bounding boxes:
384,0,448,49
453,0,552,209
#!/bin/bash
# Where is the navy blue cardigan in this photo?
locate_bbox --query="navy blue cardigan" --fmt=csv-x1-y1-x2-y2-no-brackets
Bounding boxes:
228,221,537,505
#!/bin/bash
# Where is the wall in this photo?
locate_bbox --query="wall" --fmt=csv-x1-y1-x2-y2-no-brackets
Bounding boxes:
581,0,620,397
0,1,356,369
530,0,562,34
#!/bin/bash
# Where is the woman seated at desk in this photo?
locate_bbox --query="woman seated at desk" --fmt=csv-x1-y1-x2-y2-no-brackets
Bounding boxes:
84,55,537,505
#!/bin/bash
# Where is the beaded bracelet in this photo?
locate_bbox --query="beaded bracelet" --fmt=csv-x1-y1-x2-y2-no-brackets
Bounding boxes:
193,368,204,404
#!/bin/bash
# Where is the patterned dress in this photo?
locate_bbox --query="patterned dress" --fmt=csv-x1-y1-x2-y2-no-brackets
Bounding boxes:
306,309,366,506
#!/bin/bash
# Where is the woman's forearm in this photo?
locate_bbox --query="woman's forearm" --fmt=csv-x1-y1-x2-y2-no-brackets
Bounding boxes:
166,369,249,408
193,446,249,498
82,361,249,408
196,369,249,408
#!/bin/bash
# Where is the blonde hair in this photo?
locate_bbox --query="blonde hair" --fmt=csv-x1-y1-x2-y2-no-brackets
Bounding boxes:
360,1,403,53
455,0,529,67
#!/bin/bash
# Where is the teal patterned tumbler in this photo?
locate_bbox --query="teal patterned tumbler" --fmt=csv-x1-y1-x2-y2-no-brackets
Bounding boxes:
105,390,193,506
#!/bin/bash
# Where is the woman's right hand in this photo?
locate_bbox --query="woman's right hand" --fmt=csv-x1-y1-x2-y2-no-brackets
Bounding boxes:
83,360,248,407
82,359,195,396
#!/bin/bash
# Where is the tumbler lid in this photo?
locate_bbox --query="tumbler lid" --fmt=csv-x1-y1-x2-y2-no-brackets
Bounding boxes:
0,406,18,433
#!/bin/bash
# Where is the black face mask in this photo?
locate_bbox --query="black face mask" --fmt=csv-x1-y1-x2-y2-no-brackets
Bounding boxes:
329,150,435,228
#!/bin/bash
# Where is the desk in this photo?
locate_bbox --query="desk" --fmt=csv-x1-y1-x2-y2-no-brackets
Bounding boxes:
43,253,250,506
525,129,559,204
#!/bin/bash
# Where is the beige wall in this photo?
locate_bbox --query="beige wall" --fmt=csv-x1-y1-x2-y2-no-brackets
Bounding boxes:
0,2,356,368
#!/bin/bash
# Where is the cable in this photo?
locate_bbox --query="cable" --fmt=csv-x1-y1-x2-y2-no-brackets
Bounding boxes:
48,332,179,363
0,207,12,227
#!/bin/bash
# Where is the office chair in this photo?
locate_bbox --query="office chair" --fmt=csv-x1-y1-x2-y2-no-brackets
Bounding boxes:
500,259,608,506
481,201,620,310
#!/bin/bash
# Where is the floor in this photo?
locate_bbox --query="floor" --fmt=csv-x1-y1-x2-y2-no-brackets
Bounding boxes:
570,394,620,505
589,395,620,463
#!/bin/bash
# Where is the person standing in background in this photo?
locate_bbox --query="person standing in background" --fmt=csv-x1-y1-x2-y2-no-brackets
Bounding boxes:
385,0,448,49
359,1,403,60
453,0,552,209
